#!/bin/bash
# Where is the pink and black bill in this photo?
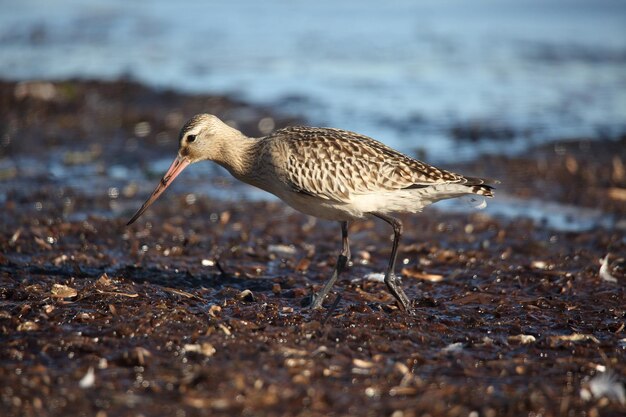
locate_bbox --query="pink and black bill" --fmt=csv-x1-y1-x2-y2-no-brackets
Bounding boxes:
126,156,190,225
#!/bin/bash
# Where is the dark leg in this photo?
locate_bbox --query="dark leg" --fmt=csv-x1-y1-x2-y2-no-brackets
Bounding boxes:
310,221,350,309
371,213,412,313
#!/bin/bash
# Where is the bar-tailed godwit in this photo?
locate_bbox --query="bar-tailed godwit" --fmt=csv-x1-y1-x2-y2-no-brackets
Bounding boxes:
128,114,495,313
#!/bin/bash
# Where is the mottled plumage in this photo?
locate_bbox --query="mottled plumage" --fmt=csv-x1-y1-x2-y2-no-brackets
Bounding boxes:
128,114,496,313
280,126,489,195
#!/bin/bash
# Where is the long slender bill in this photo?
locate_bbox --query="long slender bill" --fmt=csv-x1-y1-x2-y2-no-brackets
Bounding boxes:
127,155,190,225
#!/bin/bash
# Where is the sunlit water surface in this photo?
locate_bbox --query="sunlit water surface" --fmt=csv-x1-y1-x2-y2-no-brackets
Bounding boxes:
1,0,625,230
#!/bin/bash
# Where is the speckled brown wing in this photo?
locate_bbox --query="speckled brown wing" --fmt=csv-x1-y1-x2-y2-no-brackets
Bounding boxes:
270,126,470,203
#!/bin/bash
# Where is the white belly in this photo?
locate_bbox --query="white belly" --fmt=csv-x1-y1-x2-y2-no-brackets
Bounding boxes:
277,190,366,221
276,184,482,221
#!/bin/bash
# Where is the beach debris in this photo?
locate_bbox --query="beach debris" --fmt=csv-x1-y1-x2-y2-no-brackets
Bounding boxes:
183,343,216,357
549,333,600,345
268,244,297,257
599,255,617,283
401,267,444,281
17,321,39,332
9,228,21,245
508,334,537,344
51,284,78,299
238,289,256,302
352,358,375,369
163,287,198,299
96,289,139,298
363,272,385,283
79,367,95,389
580,371,625,405
208,305,222,318
218,323,231,336
442,342,464,354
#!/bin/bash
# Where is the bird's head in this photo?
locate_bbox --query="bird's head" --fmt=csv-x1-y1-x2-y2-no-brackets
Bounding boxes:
126,113,236,225
177,113,232,164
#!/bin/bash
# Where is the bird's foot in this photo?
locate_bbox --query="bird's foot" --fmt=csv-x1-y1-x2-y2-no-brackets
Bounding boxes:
402,304,417,317
384,273,414,315
305,292,325,310
391,300,416,316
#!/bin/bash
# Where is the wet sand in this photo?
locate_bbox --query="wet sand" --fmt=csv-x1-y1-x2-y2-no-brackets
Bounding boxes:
1,80,625,417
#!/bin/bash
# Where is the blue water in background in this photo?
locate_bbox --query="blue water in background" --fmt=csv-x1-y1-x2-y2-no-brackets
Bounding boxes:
1,0,625,162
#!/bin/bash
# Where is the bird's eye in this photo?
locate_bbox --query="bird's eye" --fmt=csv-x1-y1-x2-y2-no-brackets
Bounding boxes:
187,134,196,143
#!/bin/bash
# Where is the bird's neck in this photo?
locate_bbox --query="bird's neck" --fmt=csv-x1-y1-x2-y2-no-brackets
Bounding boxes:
213,129,258,180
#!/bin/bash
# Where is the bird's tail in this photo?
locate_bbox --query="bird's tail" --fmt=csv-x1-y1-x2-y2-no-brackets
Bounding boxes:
464,176,497,198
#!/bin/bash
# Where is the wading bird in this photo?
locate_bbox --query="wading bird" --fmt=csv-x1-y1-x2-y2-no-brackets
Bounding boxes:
128,114,494,313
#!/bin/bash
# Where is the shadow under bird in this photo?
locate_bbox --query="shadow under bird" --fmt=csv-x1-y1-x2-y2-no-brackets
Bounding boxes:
127,114,495,313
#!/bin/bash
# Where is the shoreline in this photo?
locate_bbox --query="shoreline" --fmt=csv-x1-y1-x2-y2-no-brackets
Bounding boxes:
3,78,624,224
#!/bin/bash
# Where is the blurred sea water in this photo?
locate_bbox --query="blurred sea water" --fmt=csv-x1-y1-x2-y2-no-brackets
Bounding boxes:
1,0,625,162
